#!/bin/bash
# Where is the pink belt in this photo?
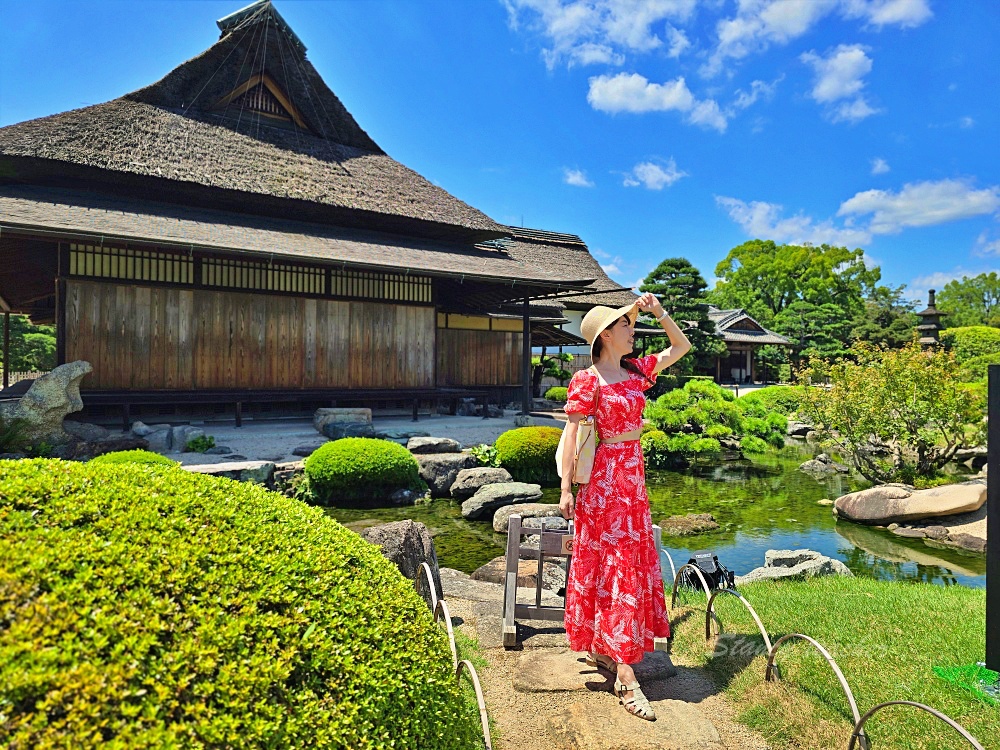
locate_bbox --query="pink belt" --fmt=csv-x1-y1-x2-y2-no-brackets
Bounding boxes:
601,428,643,444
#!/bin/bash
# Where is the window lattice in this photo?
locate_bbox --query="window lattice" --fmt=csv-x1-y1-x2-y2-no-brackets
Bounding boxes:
69,243,193,284
331,269,432,303
202,257,325,295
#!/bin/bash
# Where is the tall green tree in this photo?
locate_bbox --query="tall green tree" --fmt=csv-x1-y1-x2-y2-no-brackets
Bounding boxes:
639,257,726,371
710,240,880,328
1,315,56,374
849,284,918,347
936,272,1000,328
772,301,852,361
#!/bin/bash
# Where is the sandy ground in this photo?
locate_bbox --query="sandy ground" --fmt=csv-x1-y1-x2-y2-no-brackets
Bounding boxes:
140,412,566,465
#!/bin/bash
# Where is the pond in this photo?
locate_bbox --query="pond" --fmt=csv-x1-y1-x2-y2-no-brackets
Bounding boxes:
327,440,987,589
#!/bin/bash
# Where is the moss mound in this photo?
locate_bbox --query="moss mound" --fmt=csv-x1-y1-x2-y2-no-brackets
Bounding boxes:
88,449,179,466
303,437,421,506
543,386,568,402
494,426,562,484
0,459,479,749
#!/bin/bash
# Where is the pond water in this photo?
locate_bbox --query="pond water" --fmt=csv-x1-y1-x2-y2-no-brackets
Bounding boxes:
327,440,986,589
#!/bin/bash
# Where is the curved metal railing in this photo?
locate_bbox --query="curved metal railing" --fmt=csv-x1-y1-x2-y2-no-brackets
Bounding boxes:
848,701,985,750
419,563,492,750
704,588,773,656
670,563,713,608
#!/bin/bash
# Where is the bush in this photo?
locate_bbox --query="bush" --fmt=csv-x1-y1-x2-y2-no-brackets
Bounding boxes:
0,415,30,453
469,443,500,468
738,385,804,416
544,386,568,402
940,325,1000,363
0,459,479,749
959,351,1000,383
185,434,215,453
303,438,421,506
89,449,179,467
494,426,562,483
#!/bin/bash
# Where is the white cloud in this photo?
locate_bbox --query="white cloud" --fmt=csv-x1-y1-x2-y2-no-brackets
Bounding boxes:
974,231,1000,257
623,158,688,189
587,72,728,131
838,179,1000,234
504,0,698,69
732,77,782,110
842,0,932,28
908,268,987,304
870,157,890,175
602,262,623,275
800,44,880,122
716,196,873,247
961,116,976,129
563,167,595,187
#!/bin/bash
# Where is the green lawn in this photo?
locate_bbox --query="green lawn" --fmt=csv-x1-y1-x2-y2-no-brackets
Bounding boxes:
669,576,996,749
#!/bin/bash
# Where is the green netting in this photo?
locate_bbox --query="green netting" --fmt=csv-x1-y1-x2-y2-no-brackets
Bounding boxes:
933,664,1000,707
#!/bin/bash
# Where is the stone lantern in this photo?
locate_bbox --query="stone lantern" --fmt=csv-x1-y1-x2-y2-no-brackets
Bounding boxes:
915,289,944,347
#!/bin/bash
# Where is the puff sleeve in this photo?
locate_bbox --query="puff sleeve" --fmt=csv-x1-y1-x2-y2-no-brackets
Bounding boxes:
564,368,599,416
635,354,659,391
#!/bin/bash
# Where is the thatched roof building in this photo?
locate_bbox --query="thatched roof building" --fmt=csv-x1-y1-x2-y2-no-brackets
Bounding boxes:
0,0,606,419
707,307,792,383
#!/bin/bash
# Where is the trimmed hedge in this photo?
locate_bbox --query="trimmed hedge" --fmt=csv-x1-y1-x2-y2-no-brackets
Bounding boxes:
494,426,562,484
940,325,1000,363
0,459,479,749
88,449,179,466
543,386,568,402
737,385,804,416
303,438,422,506
960,351,1000,383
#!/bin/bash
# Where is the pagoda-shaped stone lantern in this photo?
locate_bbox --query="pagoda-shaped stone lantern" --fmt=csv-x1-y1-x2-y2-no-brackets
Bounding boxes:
916,289,944,347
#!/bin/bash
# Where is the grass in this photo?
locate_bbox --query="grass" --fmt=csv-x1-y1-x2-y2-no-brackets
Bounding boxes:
668,576,997,749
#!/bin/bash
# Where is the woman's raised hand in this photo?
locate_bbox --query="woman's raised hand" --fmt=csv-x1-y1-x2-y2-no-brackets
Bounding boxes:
637,292,662,314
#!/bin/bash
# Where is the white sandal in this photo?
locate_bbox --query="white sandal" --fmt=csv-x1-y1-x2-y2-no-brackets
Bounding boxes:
614,677,656,721
585,652,617,672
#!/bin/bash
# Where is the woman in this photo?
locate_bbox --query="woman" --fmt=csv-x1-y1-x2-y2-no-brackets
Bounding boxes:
559,291,690,721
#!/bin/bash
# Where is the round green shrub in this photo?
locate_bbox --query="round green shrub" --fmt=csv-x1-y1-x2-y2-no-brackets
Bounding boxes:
738,385,804,416
303,438,421,506
544,386,568,402
940,325,1000,363
494,426,562,483
88,449,179,466
959,351,1000,383
0,459,478,749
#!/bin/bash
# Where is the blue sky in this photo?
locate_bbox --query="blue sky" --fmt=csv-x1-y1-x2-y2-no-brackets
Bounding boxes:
2,0,998,304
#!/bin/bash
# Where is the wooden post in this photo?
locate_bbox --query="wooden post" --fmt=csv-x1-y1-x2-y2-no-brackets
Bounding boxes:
521,297,531,416
2,311,9,390
987,365,1000,671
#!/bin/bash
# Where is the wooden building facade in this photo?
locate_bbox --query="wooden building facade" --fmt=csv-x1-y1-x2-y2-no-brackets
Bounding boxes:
0,1,599,416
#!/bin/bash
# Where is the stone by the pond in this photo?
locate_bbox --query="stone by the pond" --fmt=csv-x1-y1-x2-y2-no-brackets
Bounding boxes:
360,520,441,606
834,480,986,525
388,488,422,506
492,501,561,532
817,498,834,506
62,420,111,442
659,513,720,536
144,429,172,453
513,649,676,693
321,422,376,440
313,407,371,433
471,555,566,592
374,429,430,445
736,548,852,585
416,453,479,497
407,436,461,454
183,460,275,487
462,481,543,520
948,533,987,553
522,516,568,531
131,420,172,437
786,420,812,437
799,453,849,476
173,426,206,452
293,442,328,457
451,466,513,499
0,361,91,444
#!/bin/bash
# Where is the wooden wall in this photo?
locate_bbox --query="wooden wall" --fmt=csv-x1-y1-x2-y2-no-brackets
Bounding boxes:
436,328,522,387
63,280,435,390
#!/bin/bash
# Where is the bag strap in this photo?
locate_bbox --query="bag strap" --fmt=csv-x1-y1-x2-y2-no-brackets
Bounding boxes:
589,366,601,425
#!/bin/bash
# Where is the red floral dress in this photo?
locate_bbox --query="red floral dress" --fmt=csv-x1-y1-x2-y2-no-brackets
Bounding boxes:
563,354,670,664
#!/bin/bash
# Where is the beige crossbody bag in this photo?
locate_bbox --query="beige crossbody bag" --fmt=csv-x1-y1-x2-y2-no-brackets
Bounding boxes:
555,367,600,485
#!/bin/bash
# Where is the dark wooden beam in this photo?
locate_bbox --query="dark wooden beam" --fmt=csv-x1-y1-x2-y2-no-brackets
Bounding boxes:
521,297,531,416
987,365,1000,671
2,312,9,389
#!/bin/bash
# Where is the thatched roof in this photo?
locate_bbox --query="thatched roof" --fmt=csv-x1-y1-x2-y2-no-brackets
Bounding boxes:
502,227,639,309
0,1,503,242
708,307,792,346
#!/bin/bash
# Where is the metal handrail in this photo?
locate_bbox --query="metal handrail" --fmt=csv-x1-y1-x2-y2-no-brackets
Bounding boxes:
670,563,713,608
765,633,868,750
848,700,985,750
457,659,493,750
705,588,774,656
434,599,458,670
418,561,439,612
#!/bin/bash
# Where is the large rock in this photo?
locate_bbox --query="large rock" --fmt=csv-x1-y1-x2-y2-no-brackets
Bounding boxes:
320,422,376,440
313,407,371,434
58,436,150,461
182,460,276,487
172,425,206,452
834,480,986,525
786,420,813,437
62,420,111,442
415,453,478,497
0,360,91,444
471,555,566,592
799,453,849,476
407,436,461,454
359,520,442,606
452,466,513,499
438,567,564,606
659,513,720,537
144,429,172,453
130,420,172,437
462,482,543,520
736,549,853,585
493,501,562,532
374,429,430,445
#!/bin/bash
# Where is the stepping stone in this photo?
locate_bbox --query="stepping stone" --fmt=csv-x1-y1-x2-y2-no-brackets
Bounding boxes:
183,460,275,487
547,700,722,750
513,648,676,693
407,436,461,454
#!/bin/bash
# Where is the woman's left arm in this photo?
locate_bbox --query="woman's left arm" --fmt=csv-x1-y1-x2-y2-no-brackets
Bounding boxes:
637,291,692,375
